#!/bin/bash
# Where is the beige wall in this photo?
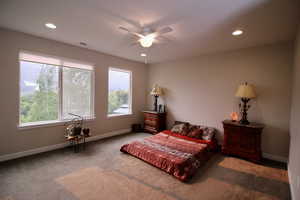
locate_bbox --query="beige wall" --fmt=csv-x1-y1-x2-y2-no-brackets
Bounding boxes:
0,28,148,156
148,43,293,158
0,26,295,162
289,26,300,200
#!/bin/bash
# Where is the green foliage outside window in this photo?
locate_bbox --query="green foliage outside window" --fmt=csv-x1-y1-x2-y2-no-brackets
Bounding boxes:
20,66,58,123
108,90,128,114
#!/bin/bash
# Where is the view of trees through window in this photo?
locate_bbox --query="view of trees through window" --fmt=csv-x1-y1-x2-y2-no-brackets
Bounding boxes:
20,61,59,123
108,69,131,115
20,59,93,125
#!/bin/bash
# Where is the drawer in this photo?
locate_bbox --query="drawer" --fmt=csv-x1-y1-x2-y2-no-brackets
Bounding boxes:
144,119,157,126
144,125,157,133
239,132,257,153
224,125,241,133
144,113,158,119
144,116,158,122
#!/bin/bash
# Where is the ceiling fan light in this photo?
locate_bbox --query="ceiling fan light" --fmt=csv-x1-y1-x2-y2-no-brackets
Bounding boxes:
140,40,152,48
139,35,155,48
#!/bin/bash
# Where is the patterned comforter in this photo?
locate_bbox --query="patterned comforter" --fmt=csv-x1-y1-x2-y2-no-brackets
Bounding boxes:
120,130,208,181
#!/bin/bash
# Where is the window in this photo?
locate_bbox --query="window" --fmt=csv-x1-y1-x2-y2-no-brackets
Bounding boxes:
62,67,93,119
108,68,132,116
20,61,59,123
19,51,94,127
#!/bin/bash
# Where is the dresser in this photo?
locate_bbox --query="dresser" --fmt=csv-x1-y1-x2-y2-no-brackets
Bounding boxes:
222,120,264,163
142,111,166,134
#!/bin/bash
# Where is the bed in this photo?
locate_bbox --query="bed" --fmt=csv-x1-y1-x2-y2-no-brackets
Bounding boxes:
120,124,217,182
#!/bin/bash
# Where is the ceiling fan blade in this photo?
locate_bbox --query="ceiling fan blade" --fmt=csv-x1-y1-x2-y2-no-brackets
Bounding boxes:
119,26,144,38
156,36,171,44
156,26,173,35
119,26,130,32
130,41,140,46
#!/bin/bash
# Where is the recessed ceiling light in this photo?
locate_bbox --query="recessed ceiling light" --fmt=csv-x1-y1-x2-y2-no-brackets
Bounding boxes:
141,53,147,57
45,23,56,29
232,29,243,36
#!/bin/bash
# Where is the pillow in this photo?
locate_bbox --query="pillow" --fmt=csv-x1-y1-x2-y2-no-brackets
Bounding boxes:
171,121,216,140
171,121,190,136
171,123,189,135
170,123,185,133
200,126,216,140
180,125,190,136
187,128,203,139
189,125,200,132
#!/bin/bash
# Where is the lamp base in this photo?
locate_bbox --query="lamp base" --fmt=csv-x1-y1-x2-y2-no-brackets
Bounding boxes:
239,119,250,125
153,95,159,112
239,98,251,125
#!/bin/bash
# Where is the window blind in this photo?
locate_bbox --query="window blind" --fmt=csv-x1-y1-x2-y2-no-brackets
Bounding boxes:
19,52,61,66
63,60,93,71
19,51,94,70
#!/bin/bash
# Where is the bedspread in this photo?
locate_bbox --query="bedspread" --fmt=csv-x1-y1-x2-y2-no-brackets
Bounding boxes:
120,131,208,181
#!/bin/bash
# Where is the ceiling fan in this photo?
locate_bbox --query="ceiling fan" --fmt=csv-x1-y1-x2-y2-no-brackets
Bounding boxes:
119,26,173,48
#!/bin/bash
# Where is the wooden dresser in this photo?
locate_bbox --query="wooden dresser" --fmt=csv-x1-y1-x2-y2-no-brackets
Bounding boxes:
142,111,166,134
222,120,264,163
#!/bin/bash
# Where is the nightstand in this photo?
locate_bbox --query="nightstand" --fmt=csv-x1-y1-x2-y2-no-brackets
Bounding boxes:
142,111,166,134
222,120,264,163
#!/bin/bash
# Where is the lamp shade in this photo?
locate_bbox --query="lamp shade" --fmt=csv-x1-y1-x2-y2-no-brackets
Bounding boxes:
150,84,163,96
235,83,256,99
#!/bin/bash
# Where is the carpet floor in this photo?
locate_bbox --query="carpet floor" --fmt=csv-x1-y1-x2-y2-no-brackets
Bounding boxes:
0,132,290,200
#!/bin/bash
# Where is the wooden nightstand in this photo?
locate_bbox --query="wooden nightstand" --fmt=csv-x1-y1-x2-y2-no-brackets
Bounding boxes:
222,120,264,163
142,111,166,134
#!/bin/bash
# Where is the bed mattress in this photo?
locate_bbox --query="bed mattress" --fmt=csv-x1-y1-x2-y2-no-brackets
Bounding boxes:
120,130,209,181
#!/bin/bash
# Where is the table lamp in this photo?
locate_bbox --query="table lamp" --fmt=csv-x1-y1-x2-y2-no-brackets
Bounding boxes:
150,84,163,112
235,82,256,125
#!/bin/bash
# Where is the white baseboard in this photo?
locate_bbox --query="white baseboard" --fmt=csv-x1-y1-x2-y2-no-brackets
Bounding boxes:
85,128,131,143
288,165,295,200
0,128,131,162
0,142,69,163
262,152,288,163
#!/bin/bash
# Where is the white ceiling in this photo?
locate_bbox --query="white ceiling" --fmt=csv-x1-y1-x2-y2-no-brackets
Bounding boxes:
0,0,299,64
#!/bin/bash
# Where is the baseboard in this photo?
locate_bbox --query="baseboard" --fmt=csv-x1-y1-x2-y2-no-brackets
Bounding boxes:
85,128,131,143
288,165,295,200
262,152,288,163
0,142,69,163
0,128,131,162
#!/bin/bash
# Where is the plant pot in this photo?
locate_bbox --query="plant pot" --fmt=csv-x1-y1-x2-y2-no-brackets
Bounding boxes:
73,127,82,136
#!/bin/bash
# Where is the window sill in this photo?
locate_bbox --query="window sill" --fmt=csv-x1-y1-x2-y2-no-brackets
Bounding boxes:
107,113,133,118
18,117,96,130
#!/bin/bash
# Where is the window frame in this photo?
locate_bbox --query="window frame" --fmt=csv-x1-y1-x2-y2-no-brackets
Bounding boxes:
18,51,95,129
107,67,133,118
